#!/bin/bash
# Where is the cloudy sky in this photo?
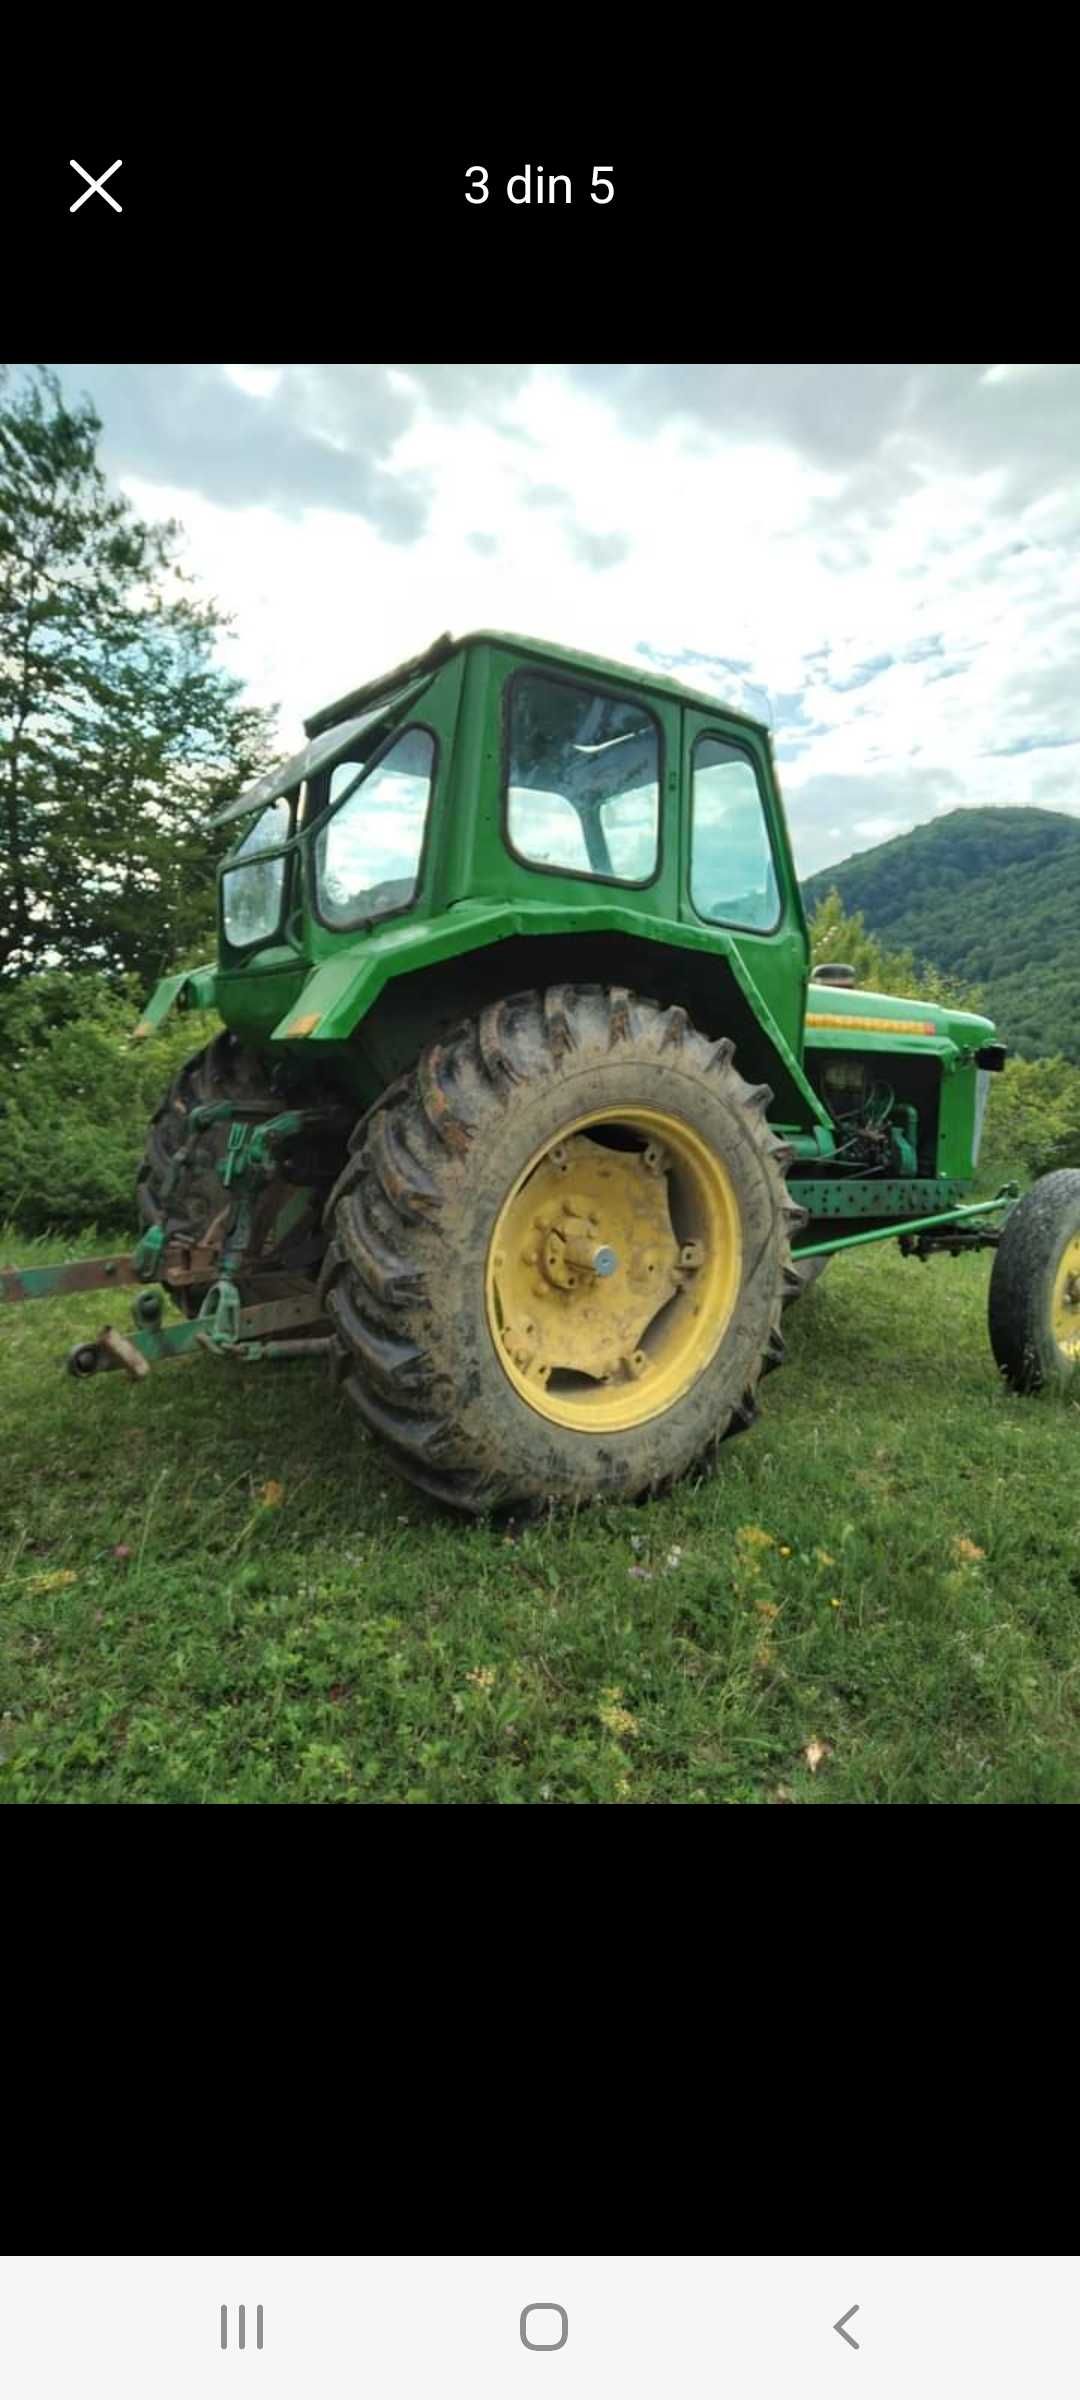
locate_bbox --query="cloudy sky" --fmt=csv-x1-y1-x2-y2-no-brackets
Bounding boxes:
54,361,1080,876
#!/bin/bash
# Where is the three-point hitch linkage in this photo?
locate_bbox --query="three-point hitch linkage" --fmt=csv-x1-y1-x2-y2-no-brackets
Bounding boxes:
0,1097,352,1381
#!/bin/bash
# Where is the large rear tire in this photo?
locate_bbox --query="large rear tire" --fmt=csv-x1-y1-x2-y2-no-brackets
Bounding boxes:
136,1032,340,1314
321,986,808,1513
988,1170,1080,1391
783,1253,831,1305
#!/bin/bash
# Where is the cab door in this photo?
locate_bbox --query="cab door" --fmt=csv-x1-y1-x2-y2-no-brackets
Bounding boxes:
681,710,809,1069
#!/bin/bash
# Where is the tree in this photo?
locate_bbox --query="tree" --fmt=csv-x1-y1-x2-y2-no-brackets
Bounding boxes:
0,365,276,989
806,888,982,1011
981,1054,1080,1181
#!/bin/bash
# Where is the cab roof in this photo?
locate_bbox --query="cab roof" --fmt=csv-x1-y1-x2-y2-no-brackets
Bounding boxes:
303,627,769,739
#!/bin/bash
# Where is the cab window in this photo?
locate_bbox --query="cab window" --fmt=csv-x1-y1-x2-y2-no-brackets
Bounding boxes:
314,726,435,929
506,672,660,884
690,736,780,931
221,796,292,948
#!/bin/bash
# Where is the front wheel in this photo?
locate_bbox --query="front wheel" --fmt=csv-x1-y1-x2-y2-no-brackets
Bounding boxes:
321,986,807,1513
989,1170,1080,1391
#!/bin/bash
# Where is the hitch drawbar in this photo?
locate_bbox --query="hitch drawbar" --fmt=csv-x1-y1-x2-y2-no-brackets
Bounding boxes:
1,1103,349,1380
1,1233,336,1381
1,1252,148,1307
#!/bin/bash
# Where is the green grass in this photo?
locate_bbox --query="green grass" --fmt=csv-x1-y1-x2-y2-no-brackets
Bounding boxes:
2,1222,1079,1803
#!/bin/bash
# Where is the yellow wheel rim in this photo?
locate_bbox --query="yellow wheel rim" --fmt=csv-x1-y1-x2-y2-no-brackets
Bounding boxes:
485,1106,743,1432
1051,1231,1080,1361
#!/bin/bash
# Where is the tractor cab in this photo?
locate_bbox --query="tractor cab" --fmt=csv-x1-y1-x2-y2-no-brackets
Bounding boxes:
204,628,811,1097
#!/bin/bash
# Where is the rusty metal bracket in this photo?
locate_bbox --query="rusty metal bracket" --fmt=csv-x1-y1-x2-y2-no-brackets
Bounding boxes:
3,1253,144,1306
2,1223,167,1308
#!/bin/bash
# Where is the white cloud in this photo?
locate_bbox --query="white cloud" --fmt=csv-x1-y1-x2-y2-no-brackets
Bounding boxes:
64,359,1080,877
223,364,284,401
852,815,913,843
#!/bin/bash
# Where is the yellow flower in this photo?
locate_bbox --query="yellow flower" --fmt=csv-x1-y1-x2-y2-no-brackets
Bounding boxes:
598,1686,639,1738
736,1525,775,1550
466,1665,496,1689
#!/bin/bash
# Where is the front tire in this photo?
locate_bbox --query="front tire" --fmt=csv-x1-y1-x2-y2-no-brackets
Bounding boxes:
321,986,807,1513
989,1170,1080,1391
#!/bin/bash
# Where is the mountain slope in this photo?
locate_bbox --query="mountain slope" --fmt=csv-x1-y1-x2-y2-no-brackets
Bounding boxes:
800,806,1080,1062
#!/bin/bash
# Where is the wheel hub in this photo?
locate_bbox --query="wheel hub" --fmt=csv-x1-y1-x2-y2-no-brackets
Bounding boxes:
486,1108,741,1432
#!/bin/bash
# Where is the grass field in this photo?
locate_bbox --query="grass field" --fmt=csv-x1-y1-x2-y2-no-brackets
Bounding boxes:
2,1222,1078,1803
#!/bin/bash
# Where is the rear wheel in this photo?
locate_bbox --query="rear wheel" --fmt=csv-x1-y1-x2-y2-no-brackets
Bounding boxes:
989,1170,1080,1391
321,986,808,1513
136,1032,340,1314
783,1253,831,1305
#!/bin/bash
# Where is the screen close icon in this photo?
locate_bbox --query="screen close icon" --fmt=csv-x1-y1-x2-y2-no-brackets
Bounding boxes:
69,159,122,213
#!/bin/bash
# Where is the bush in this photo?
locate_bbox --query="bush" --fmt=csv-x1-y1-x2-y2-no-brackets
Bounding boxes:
0,971,213,1235
981,1054,1080,1182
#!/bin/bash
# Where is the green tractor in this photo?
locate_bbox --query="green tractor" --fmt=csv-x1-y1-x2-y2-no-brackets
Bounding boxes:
5,628,1079,1512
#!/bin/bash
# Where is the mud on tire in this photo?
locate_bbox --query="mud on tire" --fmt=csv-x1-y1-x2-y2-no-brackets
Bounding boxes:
783,1253,831,1306
321,986,808,1514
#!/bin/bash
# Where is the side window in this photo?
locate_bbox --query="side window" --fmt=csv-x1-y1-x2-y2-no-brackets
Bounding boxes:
315,726,434,929
690,737,780,931
507,673,660,883
222,796,292,948
511,790,590,873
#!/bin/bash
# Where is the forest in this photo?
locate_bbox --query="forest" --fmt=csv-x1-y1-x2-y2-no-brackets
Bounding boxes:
801,804,1080,1064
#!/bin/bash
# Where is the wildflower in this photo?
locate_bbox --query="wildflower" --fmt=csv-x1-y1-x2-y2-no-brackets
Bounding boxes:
598,1686,639,1738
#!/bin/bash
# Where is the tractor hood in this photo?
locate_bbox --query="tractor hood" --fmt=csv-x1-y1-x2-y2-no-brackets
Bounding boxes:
805,980,998,1052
